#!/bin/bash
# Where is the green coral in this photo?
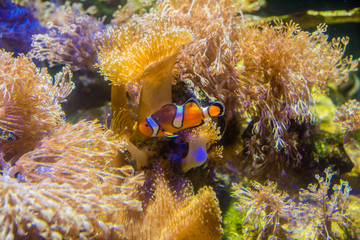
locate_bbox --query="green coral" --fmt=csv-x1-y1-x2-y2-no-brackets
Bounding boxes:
312,132,353,174
229,167,359,240
311,94,342,134
293,168,356,240
231,181,293,239
222,199,248,240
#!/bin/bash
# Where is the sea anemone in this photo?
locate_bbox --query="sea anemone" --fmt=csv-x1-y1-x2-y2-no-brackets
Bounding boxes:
0,120,144,239
123,170,223,239
0,50,74,163
96,17,194,122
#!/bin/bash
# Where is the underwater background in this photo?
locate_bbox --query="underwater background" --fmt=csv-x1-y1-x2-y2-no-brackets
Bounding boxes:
1,0,360,239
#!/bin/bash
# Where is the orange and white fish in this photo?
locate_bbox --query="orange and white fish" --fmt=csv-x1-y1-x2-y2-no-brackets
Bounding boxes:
139,98,224,138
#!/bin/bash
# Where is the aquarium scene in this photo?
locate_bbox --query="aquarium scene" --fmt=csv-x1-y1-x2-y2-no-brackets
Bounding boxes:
1,0,360,239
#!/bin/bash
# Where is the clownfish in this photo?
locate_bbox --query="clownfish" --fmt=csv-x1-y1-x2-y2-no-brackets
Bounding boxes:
139,98,224,138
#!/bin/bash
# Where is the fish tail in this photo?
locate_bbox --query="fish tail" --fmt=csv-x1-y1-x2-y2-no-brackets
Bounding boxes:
207,101,225,117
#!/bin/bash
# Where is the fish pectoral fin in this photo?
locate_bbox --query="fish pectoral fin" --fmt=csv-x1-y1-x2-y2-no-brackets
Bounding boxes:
162,130,178,138
195,119,205,127
185,119,205,131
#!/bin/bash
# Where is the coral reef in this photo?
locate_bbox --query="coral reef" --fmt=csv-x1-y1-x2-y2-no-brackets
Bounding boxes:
136,0,358,182
231,167,358,239
233,22,356,150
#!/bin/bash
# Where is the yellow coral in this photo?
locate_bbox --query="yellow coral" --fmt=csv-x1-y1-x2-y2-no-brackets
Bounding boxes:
97,17,193,122
97,17,193,85
124,173,223,239
187,118,222,145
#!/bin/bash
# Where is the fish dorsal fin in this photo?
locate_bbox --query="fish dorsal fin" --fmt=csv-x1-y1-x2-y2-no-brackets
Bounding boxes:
159,103,175,110
183,98,202,114
184,98,201,107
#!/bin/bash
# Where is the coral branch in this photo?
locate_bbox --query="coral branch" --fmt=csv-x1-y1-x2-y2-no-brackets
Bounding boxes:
334,99,360,133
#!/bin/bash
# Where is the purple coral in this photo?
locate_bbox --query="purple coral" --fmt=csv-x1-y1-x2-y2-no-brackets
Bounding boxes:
30,10,105,71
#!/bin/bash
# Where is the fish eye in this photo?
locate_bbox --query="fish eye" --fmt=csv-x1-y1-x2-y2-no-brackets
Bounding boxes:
145,123,149,127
